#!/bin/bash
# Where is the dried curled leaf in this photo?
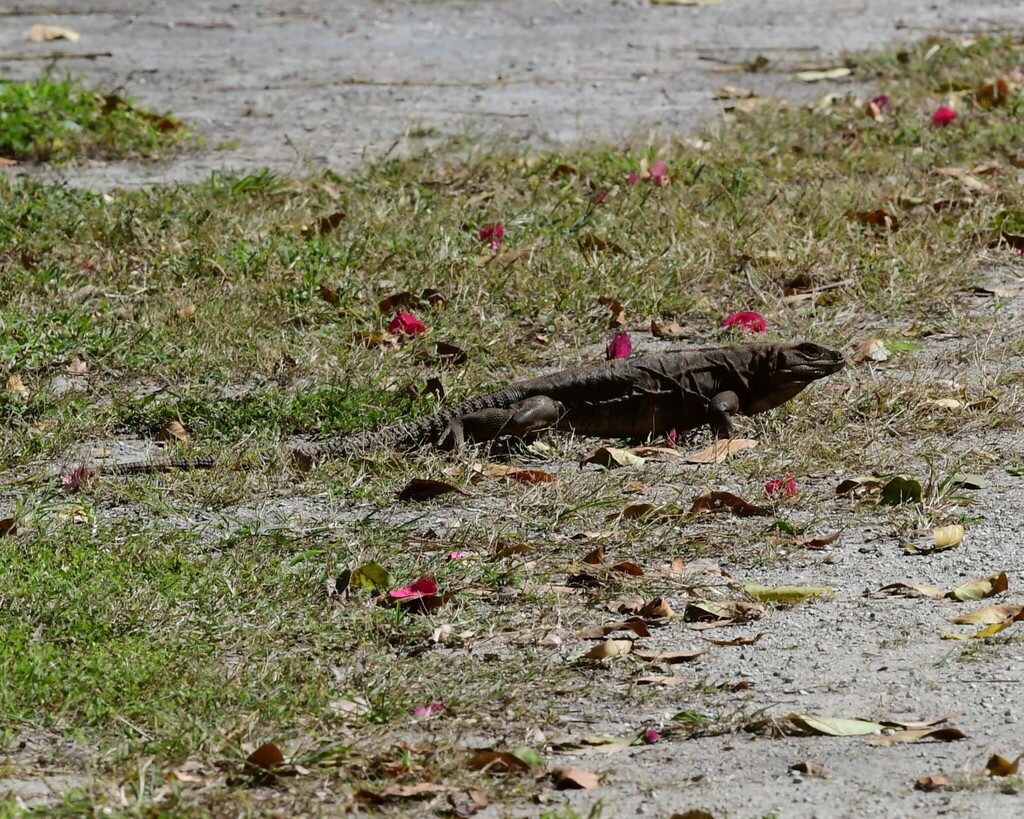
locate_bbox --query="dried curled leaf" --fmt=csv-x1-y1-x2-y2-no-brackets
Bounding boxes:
685,438,758,464
397,479,466,502
551,766,601,790
580,639,634,660
689,491,770,517
986,753,1023,777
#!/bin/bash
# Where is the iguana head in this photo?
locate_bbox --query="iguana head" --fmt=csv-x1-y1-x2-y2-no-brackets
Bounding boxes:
746,341,845,413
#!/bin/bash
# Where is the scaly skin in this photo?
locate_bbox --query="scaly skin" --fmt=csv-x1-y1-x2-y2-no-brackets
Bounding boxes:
295,341,845,464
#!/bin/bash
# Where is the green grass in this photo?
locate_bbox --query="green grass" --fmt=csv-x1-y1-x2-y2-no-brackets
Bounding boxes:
0,74,183,162
1,35,1024,816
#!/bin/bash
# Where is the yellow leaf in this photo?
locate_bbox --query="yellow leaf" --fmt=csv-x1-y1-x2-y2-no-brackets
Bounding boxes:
796,67,853,82
788,714,885,736
580,639,634,660
27,24,81,42
933,524,964,549
948,604,1023,626
947,571,1008,602
744,583,828,605
986,753,1023,777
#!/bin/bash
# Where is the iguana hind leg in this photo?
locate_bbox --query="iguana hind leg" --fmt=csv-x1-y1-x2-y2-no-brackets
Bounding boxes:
708,390,739,438
444,395,565,448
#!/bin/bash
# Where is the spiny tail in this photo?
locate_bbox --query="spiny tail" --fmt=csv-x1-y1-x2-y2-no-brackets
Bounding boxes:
294,383,529,465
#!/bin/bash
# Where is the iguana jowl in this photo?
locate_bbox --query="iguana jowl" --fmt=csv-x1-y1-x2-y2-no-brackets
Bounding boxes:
297,341,845,464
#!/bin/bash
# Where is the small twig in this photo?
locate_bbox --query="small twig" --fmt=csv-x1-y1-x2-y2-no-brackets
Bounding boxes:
0,51,113,62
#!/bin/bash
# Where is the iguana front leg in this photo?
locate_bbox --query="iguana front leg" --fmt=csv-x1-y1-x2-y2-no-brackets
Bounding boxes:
438,395,565,449
708,390,739,438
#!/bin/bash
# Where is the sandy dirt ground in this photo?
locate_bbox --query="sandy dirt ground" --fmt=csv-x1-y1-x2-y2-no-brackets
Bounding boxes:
3,2,1024,817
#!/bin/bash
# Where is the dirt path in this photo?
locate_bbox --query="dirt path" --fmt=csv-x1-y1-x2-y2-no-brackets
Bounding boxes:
2,0,1023,190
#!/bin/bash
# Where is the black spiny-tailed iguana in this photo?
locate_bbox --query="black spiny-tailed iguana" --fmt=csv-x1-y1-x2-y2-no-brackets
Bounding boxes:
293,341,844,465
61,342,844,479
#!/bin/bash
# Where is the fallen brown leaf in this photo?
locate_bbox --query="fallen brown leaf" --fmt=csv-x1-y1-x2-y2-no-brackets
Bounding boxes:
551,766,601,790
159,420,188,443
689,491,770,517
397,478,466,502
686,438,758,464
467,750,531,774
633,648,706,664
245,742,284,770
914,774,948,791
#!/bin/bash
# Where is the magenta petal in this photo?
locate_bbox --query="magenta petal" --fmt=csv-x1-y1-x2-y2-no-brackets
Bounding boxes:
765,474,797,498
648,160,669,186
388,311,428,335
627,173,639,186
723,311,768,333
931,106,957,126
871,94,891,112
445,550,465,562
643,729,660,744
605,331,632,361
478,222,504,249
390,577,439,600
413,701,445,718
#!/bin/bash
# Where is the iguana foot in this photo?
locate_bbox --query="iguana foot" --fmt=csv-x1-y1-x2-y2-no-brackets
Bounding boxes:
708,390,739,438
460,395,565,445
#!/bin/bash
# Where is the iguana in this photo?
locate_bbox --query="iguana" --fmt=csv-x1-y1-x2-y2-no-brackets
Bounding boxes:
58,341,843,481
293,341,845,466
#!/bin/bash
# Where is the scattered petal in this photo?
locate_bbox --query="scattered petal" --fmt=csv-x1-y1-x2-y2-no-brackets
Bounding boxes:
931,106,957,126
723,311,767,333
478,222,504,250
388,311,428,335
627,173,639,186
606,331,632,360
445,550,465,562
764,474,797,498
389,577,438,601
872,94,892,112
413,701,445,718
643,729,661,744
648,160,669,186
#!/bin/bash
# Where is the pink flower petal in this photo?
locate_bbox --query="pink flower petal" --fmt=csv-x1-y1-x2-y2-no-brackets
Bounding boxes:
593,189,608,205
764,474,797,498
643,728,661,744
627,173,639,186
666,429,677,448
413,701,445,718
931,106,957,127
388,311,428,335
445,550,465,562
871,94,892,112
389,577,439,600
606,331,632,361
723,311,767,333
61,466,90,492
648,160,669,187
478,222,504,250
